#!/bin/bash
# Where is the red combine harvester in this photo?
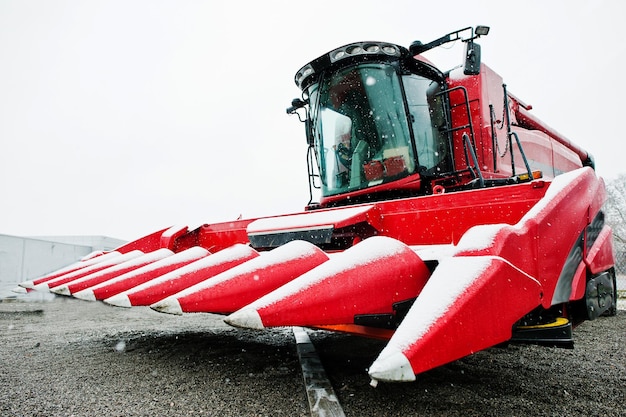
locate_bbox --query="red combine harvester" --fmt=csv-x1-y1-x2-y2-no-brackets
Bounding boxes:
21,26,617,384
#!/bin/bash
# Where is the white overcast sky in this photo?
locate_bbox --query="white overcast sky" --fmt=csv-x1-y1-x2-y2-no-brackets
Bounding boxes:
1,0,624,241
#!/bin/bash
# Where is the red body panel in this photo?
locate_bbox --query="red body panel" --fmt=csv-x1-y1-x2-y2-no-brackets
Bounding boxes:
446,65,584,180
373,181,547,245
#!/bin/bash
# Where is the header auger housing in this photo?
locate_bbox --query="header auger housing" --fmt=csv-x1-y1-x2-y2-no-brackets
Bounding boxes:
20,26,616,385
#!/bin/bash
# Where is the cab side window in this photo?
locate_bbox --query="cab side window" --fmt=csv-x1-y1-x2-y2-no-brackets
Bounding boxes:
403,75,450,174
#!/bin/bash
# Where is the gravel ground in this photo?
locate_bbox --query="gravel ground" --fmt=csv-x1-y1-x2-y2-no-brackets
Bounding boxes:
1,294,624,417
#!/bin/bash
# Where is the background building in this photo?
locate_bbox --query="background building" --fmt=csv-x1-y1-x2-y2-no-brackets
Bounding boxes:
0,234,125,298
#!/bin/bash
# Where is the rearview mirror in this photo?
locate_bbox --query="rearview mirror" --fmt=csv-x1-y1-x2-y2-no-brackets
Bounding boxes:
464,42,482,75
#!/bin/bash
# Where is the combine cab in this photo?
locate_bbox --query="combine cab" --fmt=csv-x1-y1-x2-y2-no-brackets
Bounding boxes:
21,26,617,384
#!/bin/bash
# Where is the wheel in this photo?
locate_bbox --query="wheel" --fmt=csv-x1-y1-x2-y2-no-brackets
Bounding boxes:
603,268,618,317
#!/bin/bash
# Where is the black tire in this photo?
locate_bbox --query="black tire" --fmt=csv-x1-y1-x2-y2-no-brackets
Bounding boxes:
604,268,618,317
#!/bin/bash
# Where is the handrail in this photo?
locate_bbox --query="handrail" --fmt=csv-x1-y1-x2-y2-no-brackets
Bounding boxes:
462,133,485,188
509,131,533,180
306,145,321,205
436,85,477,170
502,84,533,179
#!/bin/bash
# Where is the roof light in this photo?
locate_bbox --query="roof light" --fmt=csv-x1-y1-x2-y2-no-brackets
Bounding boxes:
294,41,404,88
475,26,490,36
331,50,346,61
382,45,399,55
329,42,401,63
346,45,363,55
295,64,315,87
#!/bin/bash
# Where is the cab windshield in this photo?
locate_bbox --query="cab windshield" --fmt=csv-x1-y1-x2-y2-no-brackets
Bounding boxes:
308,63,448,197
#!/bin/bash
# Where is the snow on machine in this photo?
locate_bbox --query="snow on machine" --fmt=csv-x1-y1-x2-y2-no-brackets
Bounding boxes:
21,26,617,384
